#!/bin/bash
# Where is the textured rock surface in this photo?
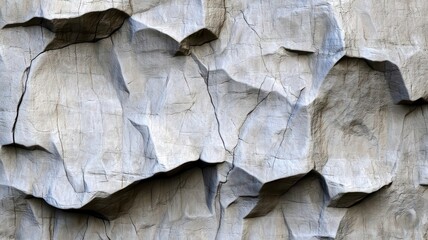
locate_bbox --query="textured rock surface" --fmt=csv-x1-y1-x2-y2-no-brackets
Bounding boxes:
1,0,428,239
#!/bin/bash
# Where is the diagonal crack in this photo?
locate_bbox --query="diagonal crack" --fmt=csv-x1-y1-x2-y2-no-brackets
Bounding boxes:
214,77,275,240
190,54,278,239
240,10,261,39
190,53,231,155
272,88,305,167
205,68,231,154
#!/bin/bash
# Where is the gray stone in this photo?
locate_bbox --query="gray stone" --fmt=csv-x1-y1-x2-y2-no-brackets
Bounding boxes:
1,0,428,239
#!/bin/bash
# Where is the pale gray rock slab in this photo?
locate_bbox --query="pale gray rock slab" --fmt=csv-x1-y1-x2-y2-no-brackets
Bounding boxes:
337,0,428,102
0,0,132,27
131,0,225,53
1,0,428,239
0,26,53,145
313,57,407,206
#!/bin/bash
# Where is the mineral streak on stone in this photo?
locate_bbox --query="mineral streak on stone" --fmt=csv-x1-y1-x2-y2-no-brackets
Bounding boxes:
1,0,428,239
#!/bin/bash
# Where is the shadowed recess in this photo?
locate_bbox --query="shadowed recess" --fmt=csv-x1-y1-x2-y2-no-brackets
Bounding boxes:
363,58,427,105
61,160,217,220
3,8,130,50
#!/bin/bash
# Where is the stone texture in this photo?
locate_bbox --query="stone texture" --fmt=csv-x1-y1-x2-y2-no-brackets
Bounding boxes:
1,0,428,239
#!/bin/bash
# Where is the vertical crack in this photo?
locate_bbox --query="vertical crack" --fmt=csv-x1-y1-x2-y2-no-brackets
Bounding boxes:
191,54,235,239
129,214,138,235
102,219,111,240
81,216,89,240
190,52,278,239
11,51,46,144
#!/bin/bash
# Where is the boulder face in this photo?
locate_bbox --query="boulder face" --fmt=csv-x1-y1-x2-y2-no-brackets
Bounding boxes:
1,0,428,239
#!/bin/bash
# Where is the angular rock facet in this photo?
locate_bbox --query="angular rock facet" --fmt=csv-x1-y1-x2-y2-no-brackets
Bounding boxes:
1,0,428,239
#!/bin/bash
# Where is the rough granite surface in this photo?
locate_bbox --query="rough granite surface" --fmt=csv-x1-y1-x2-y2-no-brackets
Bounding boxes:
1,0,428,239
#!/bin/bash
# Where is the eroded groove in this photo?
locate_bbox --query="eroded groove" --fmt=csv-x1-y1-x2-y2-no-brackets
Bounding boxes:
244,173,307,218
178,29,219,55
72,160,217,220
2,160,219,223
3,8,130,50
328,183,392,208
2,143,51,154
347,56,428,105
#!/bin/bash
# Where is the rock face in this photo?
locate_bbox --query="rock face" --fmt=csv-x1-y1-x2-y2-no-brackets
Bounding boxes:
1,0,428,239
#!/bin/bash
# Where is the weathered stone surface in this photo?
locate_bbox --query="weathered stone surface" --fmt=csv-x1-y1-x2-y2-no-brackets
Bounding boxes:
1,0,428,239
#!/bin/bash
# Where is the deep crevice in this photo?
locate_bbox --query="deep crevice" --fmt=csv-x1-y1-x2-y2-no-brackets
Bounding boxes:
10,51,45,145
3,8,130,51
